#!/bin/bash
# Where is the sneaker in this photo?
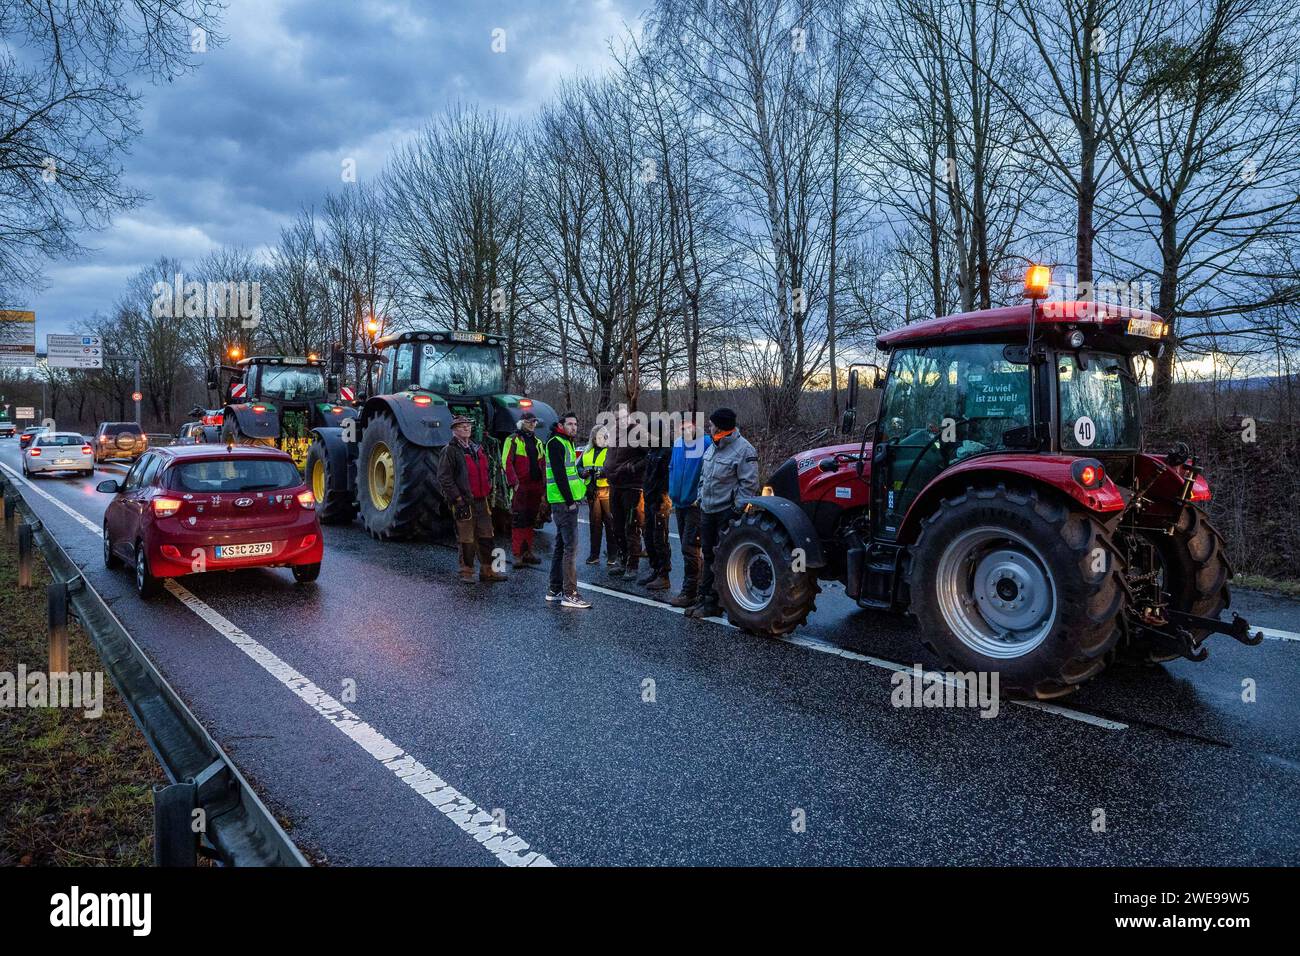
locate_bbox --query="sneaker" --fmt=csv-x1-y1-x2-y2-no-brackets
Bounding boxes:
605,556,619,567
584,555,600,565
561,592,591,609
608,565,625,579
545,589,563,602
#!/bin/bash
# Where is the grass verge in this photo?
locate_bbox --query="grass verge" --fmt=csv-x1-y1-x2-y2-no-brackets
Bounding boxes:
0,516,163,866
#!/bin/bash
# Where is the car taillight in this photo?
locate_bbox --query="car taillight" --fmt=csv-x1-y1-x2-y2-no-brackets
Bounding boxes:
152,497,182,517
81,445,93,455
296,490,316,509
300,534,317,549
160,544,182,560
29,447,40,457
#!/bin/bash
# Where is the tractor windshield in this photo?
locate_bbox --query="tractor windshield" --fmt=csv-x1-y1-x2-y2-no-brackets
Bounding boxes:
881,342,1032,461
259,366,326,402
418,342,504,396
1057,352,1141,451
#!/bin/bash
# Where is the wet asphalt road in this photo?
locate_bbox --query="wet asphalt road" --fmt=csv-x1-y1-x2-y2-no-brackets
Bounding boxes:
3,440,1299,866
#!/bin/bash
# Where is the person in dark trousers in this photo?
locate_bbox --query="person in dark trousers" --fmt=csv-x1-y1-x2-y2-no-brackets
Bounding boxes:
544,411,591,608
603,406,646,579
501,411,545,566
686,407,760,618
667,416,711,607
639,417,673,591
580,424,614,565
438,415,507,583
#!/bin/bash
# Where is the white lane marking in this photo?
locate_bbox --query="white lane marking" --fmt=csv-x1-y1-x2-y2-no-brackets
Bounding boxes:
1,460,553,867
1256,626,1300,643
578,577,1128,730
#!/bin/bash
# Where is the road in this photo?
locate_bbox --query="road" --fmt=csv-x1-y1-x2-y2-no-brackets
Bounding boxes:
3,438,1299,866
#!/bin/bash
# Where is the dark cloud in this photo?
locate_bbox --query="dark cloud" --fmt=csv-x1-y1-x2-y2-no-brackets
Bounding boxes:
28,0,640,334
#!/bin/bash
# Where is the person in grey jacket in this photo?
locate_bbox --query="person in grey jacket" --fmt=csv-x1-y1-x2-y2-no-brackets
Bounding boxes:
686,407,760,618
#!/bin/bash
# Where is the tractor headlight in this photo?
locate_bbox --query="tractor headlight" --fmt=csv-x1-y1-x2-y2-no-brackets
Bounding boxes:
1068,329,1086,349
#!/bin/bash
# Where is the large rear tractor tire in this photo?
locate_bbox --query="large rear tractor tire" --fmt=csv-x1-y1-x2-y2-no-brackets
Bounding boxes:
714,509,820,637
356,411,440,540
1127,505,1232,664
305,437,357,525
907,484,1123,699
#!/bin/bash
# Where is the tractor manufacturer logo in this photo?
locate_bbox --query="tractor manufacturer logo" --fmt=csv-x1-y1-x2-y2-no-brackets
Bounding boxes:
234,497,254,508
230,383,247,399
340,386,355,402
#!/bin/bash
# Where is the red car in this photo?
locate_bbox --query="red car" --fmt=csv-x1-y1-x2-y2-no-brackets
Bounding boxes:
98,445,323,597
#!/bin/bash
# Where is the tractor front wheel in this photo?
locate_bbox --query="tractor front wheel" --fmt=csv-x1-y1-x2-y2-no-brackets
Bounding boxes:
306,438,357,525
714,509,820,637
908,485,1123,699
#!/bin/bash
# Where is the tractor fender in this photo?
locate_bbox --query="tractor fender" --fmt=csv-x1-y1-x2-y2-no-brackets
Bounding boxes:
317,403,359,428
490,396,558,437
224,403,280,441
735,495,827,569
359,395,451,449
310,427,355,494
896,453,1126,544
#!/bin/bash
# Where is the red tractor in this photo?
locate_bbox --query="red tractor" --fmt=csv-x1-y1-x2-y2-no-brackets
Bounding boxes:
714,268,1262,698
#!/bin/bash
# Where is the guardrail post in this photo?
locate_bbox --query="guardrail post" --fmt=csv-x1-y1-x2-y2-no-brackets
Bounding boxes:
3,491,15,541
48,580,69,674
153,782,199,866
17,522,33,587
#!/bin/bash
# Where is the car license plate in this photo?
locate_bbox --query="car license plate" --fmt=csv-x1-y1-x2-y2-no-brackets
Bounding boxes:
215,542,273,559
55,458,76,465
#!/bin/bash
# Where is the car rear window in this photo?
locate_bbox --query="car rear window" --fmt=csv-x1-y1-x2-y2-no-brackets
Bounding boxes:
167,458,301,493
38,435,87,446
103,423,144,435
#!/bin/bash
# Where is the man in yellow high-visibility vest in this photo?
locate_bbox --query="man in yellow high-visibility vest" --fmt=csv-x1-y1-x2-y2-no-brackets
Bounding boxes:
544,411,591,608
580,425,613,565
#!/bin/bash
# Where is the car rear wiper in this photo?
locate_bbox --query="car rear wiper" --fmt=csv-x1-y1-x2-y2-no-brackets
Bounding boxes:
235,483,285,491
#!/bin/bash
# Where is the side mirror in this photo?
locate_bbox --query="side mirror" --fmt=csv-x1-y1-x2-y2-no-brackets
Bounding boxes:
96,480,121,494
188,405,203,419
327,373,340,394
205,368,220,390
840,407,856,436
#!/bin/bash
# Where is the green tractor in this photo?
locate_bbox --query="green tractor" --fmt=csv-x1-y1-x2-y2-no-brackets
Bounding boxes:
206,356,358,471
307,330,557,537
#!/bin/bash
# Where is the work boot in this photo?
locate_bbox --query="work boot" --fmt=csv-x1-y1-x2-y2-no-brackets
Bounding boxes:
523,548,542,566
608,561,625,579
478,539,507,582
645,573,670,592
686,601,722,619
669,590,696,608
458,544,477,582
636,567,656,586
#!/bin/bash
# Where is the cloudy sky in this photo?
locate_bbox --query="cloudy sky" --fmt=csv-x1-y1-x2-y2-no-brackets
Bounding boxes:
30,0,642,337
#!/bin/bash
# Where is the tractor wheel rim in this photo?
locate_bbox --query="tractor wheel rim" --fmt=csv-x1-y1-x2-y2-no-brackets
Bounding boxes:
725,541,776,613
935,527,1056,659
368,442,395,511
311,458,326,503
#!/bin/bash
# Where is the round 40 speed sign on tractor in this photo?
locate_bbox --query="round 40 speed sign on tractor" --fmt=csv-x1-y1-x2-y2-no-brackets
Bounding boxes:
1073,415,1095,447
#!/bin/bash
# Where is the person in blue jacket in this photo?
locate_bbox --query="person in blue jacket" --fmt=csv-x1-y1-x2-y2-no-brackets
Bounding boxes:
667,416,711,607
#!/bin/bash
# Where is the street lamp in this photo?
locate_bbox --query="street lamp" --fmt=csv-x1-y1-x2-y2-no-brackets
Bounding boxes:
228,345,243,361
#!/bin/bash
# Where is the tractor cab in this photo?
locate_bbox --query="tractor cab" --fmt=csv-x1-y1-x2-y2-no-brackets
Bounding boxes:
372,330,554,442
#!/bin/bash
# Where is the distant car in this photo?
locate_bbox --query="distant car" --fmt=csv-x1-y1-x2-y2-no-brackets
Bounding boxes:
0,420,15,438
98,445,324,597
93,421,148,463
175,417,222,446
18,425,49,449
22,432,94,478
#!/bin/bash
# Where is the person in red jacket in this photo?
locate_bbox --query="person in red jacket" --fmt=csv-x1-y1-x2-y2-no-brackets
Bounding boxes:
501,411,545,566
437,415,506,583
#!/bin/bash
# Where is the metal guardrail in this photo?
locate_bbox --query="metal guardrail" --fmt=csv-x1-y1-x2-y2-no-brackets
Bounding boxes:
1,471,308,867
